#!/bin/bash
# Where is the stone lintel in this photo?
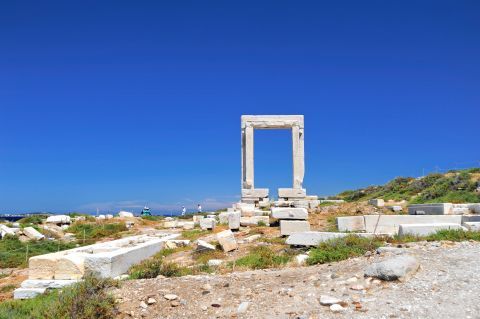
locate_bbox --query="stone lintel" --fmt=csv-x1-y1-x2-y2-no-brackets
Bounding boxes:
241,115,304,129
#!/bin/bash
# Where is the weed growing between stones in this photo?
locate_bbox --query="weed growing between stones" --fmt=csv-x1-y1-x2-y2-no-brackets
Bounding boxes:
388,229,480,244
180,229,211,240
230,246,293,270
67,222,128,241
307,235,383,265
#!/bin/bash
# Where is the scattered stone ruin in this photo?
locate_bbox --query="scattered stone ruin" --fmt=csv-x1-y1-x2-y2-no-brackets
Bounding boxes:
14,233,178,299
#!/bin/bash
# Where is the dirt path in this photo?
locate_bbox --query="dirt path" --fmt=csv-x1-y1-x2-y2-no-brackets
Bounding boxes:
114,241,480,319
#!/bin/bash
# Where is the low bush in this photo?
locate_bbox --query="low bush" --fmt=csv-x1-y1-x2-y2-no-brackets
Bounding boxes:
231,246,292,269
307,235,382,265
180,229,210,240
192,249,225,264
17,215,48,226
128,258,192,279
68,222,127,241
140,215,165,221
0,284,16,293
0,276,119,319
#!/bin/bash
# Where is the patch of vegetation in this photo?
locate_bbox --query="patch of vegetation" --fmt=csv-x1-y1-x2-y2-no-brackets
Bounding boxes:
257,220,267,227
128,258,192,279
0,274,8,279
67,212,95,221
338,168,480,204
258,237,286,245
180,229,210,240
68,222,127,242
231,246,293,270
307,235,383,265
319,201,339,207
0,235,76,268
193,249,225,264
0,284,16,293
0,276,119,319
17,215,48,226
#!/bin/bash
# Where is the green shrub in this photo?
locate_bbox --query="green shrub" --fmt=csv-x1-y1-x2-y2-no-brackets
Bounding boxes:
180,229,210,240
192,249,225,264
0,276,118,319
425,229,480,242
0,284,16,293
18,215,47,226
141,215,165,221
68,222,127,241
128,258,192,279
231,246,292,269
307,235,382,265
0,236,76,268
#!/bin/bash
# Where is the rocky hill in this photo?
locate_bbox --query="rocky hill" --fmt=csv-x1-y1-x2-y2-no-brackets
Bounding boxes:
337,168,480,204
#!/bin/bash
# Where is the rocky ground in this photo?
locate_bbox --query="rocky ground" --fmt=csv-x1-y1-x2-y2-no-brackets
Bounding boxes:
114,240,480,319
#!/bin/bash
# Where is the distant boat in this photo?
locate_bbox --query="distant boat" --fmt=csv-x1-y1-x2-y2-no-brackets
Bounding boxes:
140,206,152,216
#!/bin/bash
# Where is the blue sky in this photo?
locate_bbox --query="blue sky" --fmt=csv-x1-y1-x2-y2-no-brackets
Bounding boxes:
1,1,479,214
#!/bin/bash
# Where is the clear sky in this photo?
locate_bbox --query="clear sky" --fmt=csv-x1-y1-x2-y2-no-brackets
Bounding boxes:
1,1,479,214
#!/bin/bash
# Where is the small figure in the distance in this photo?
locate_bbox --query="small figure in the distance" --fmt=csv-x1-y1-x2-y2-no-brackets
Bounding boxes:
197,204,202,213
182,206,186,216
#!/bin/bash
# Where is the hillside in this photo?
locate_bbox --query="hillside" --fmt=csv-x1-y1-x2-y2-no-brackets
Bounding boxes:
337,168,480,204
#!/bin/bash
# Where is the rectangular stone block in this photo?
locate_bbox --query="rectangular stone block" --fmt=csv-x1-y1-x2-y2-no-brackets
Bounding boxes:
199,218,216,230
336,216,366,232
23,227,45,241
163,221,177,228
182,221,195,230
83,234,179,279
216,230,238,252
240,216,269,227
271,207,308,220
241,188,269,198
462,215,480,223
278,188,306,198
368,199,385,207
464,222,480,231
228,211,241,230
364,215,462,234
29,253,62,279
218,212,232,224
286,231,385,246
193,215,204,225
280,220,310,236
14,288,46,299
398,223,466,237
28,234,179,280
408,203,453,215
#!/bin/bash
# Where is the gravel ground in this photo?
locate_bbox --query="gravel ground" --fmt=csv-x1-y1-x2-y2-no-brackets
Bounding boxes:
114,241,480,319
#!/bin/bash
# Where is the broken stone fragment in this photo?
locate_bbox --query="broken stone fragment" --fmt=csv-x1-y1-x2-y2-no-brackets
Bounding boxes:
163,294,178,301
207,259,223,267
320,295,343,306
364,255,419,281
216,230,238,252
23,227,45,241
330,304,347,312
199,218,216,230
237,301,250,313
196,240,216,251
